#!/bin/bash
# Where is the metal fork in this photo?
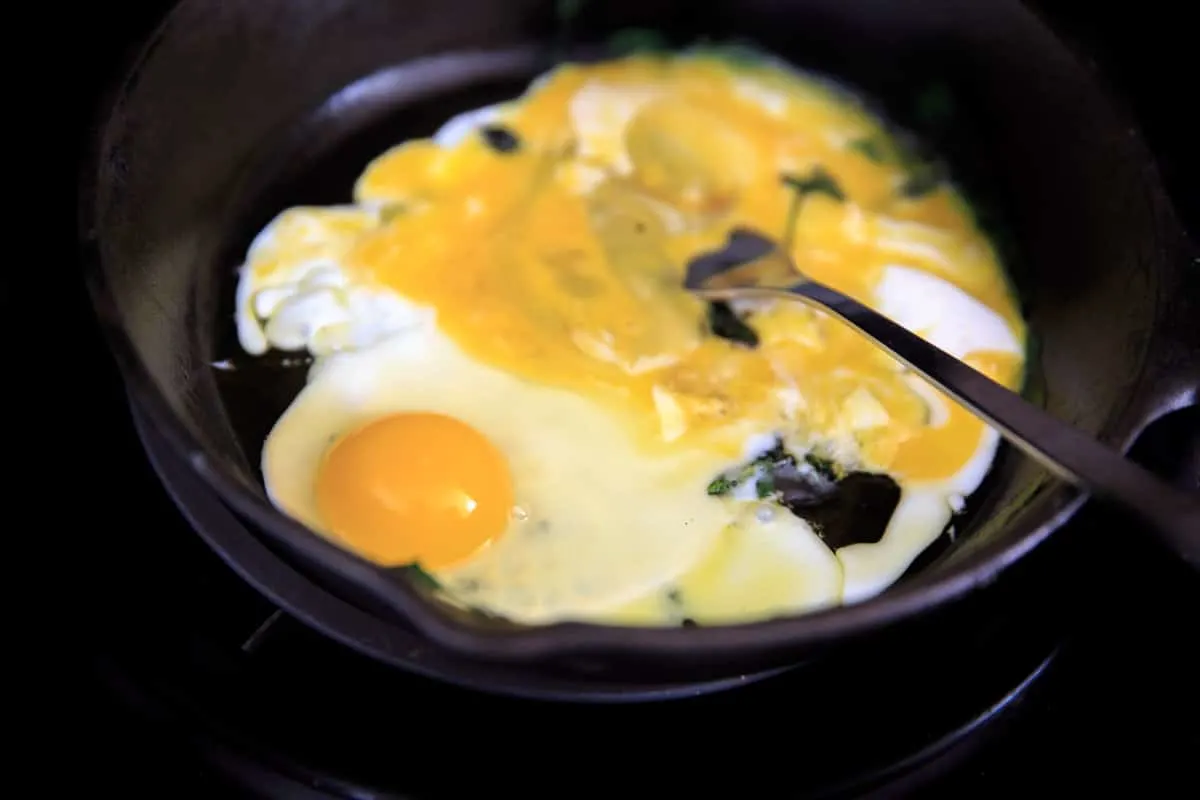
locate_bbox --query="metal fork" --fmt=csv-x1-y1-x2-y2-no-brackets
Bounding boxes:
685,228,1199,570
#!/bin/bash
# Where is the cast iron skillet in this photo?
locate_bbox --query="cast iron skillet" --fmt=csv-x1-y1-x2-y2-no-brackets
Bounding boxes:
80,0,1198,677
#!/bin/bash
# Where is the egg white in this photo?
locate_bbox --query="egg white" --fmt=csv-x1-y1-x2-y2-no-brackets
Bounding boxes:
263,317,851,625
825,264,1022,602
236,206,432,358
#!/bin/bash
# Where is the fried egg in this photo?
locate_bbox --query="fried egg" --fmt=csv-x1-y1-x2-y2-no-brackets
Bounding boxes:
233,49,1027,626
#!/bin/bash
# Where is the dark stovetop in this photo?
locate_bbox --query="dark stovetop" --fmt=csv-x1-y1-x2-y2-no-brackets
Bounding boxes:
65,1,1197,797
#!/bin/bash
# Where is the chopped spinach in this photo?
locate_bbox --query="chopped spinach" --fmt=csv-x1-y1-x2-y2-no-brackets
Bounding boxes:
754,474,776,499
803,452,839,481
706,300,759,348
707,441,803,499
707,441,788,497
401,563,440,590
1018,332,1042,402
379,204,405,223
780,166,845,246
770,456,838,508
608,27,671,56
780,166,845,202
480,125,521,154
913,83,955,130
757,441,793,465
848,137,887,163
706,475,736,496
899,163,945,198
887,127,947,199
555,0,583,22
705,441,900,548
690,41,770,68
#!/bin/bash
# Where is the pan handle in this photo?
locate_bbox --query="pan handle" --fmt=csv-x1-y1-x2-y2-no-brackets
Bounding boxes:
1118,242,1200,457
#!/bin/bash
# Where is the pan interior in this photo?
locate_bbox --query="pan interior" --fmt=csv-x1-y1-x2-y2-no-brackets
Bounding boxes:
90,0,1174,642
206,42,1033,601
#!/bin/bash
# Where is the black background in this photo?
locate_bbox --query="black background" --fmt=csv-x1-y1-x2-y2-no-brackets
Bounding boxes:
55,1,1197,796
67,1,1200,228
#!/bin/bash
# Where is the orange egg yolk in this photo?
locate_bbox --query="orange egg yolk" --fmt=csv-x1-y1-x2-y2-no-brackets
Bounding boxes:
315,412,515,569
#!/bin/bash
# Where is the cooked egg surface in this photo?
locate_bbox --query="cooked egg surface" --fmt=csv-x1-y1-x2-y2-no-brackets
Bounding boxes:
235,50,1027,626
265,326,836,624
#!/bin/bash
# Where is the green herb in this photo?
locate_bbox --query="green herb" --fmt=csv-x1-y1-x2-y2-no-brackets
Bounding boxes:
758,441,791,466
899,164,944,198
848,137,887,163
707,441,843,502
914,83,955,129
379,204,405,223
690,41,769,68
882,131,946,200
781,166,845,202
555,0,583,22
401,563,441,590
755,474,776,498
706,438,853,516
967,196,1021,300
706,449,780,497
1019,332,1045,406
706,300,759,348
480,124,521,154
608,27,671,56
780,166,845,247
707,475,736,496
804,452,839,481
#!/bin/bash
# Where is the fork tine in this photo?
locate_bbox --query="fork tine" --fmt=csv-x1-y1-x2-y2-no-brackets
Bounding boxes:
683,227,800,292
683,227,777,289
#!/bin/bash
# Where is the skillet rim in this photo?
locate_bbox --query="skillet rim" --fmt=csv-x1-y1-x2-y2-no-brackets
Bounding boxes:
76,0,1190,664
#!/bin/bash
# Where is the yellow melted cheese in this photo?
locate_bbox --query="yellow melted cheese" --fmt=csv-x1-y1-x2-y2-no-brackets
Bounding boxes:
255,53,1027,485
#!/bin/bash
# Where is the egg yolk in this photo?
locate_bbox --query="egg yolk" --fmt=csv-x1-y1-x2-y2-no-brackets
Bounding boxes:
315,412,515,569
